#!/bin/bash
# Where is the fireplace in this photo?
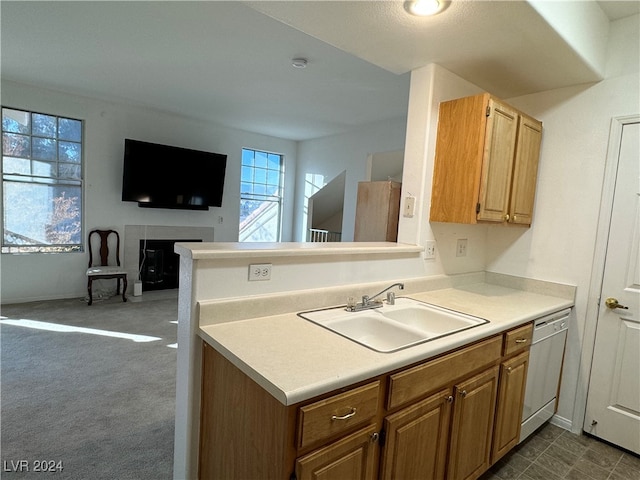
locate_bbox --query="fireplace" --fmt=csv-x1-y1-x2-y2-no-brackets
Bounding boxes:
138,239,202,291
124,225,214,294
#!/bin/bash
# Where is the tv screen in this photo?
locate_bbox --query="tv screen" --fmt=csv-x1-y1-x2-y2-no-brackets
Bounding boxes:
122,139,227,210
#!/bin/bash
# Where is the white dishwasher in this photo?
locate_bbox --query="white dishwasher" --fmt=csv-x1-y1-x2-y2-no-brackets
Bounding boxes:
519,308,571,443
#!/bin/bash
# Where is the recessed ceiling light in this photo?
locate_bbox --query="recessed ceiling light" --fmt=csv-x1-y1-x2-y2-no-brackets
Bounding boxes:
404,0,450,16
292,58,308,69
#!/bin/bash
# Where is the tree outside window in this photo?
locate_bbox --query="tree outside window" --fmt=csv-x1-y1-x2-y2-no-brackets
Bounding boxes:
2,107,83,253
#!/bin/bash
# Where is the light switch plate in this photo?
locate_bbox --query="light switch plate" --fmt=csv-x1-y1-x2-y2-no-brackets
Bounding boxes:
404,196,416,217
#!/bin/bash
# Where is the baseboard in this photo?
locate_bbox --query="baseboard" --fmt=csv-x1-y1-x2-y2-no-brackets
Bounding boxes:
1,292,84,305
550,413,573,432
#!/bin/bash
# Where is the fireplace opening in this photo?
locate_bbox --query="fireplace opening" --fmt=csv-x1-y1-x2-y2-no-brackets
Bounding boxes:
138,239,201,291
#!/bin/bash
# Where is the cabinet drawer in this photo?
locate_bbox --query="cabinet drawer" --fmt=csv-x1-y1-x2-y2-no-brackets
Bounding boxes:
387,336,502,410
503,323,533,356
297,381,380,449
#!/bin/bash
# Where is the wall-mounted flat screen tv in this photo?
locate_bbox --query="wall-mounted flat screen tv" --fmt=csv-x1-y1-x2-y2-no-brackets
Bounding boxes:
122,139,227,210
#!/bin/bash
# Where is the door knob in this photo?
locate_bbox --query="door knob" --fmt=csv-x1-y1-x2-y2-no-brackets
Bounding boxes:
605,298,629,310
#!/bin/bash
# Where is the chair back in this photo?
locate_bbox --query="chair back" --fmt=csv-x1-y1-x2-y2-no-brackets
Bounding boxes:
88,229,121,268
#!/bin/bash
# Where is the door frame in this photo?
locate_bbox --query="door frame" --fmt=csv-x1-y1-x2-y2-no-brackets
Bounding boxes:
573,114,640,434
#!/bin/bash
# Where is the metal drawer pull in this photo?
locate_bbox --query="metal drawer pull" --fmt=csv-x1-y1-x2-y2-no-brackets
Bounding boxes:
515,338,528,344
331,407,357,421
445,395,454,403
460,390,467,398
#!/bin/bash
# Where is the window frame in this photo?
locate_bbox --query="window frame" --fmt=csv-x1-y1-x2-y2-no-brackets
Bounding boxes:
239,147,285,242
1,106,84,254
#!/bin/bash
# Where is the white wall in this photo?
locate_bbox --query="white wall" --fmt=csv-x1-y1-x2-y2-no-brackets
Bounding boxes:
398,64,487,276
486,14,639,429
394,14,639,432
0,81,297,303
293,117,408,242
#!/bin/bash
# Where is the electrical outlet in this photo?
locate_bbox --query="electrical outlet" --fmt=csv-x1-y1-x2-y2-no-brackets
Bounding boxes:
425,241,436,259
456,238,468,257
248,263,272,281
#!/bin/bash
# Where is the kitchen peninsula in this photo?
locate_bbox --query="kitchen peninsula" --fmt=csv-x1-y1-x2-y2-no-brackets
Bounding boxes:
172,242,574,480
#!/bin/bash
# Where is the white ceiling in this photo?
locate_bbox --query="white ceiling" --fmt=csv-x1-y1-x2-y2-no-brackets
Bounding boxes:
1,1,638,141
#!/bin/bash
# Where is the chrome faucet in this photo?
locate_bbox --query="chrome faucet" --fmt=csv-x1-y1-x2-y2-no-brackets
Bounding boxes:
346,282,405,312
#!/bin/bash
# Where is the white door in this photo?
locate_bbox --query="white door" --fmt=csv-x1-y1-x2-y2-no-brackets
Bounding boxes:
584,119,640,454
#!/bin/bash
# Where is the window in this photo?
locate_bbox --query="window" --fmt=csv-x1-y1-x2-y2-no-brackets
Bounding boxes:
239,148,284,242
2,107,83,253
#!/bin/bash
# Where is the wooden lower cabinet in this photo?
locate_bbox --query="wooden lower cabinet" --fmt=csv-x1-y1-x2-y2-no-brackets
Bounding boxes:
295,425,379,480
380,388,452,479
447,366,500,480
200,324,534,480
492,351,530,463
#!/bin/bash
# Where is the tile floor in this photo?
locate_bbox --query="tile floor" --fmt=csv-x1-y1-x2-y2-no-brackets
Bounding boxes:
480,423,639,480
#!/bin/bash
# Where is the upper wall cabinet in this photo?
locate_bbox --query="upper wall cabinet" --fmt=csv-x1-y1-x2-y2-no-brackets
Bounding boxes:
430,93,542,226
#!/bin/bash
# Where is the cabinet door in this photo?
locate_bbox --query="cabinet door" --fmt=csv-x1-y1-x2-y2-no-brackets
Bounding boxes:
295,425,378,480
492,351,530,463
477,99,518,223
508,115,542,225
380,388,452,480
431,93,489,224
447,366,500,480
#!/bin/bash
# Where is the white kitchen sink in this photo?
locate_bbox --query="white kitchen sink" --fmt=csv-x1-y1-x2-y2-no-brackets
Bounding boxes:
298,297,488,353
381,298,486,334
322,313,428,353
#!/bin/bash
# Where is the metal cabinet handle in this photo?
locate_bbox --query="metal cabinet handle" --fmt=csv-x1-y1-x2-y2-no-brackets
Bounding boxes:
507,366,513,374
371,432,379,443
459,390,467,398
331,407,357,421
503,214,510,222
515,338,528,344
445,395,454,403
605,297,629,310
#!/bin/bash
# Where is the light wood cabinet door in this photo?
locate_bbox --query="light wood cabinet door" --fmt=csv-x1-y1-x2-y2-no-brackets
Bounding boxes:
430,93,542,226
492,351,530,464
476,99,518,223
380,388,452,480
431,94,488,224
447,366,500,480
509,114,543,225
295,425,379,480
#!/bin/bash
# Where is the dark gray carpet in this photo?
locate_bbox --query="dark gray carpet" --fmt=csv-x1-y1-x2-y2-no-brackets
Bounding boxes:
1,292,177,479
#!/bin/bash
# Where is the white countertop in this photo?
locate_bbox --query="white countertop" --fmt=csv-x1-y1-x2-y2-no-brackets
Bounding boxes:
198,281,573,406
175,241,423,260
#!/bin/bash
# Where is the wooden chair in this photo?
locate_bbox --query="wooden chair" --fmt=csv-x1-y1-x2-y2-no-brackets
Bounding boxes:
86,229,128,305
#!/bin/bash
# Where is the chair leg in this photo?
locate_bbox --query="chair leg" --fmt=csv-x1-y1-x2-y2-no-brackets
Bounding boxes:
87,278,93,306
122,276,128,303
